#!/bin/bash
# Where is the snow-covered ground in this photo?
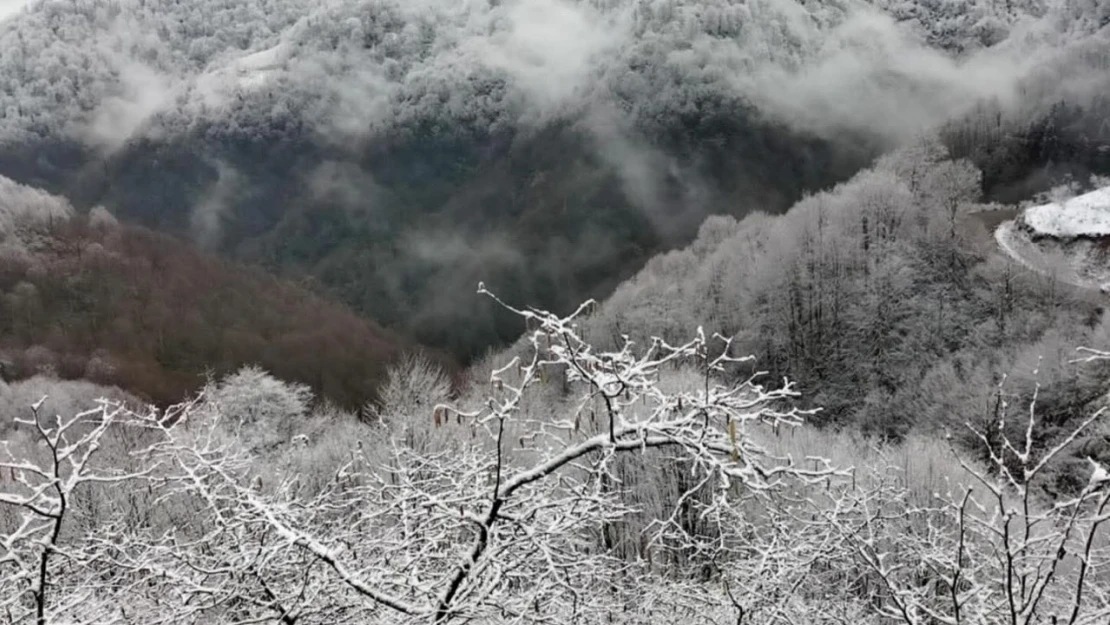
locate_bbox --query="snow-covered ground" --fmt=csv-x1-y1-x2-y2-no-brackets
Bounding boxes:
1022,187,1110,238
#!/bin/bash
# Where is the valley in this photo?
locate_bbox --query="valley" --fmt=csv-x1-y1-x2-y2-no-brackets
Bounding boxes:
1,0,1110,623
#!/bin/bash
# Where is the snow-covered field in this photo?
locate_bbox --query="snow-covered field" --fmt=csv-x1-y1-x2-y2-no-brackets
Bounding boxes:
1022,187,1110,238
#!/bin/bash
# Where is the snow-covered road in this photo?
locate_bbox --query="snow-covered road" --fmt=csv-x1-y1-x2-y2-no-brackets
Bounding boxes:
991,186,1110,293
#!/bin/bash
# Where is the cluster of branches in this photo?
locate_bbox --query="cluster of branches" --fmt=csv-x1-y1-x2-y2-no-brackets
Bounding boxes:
2,293,1110,624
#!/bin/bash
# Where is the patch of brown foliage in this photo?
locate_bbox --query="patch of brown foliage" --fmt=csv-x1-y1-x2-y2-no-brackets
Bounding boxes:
0,216,451,408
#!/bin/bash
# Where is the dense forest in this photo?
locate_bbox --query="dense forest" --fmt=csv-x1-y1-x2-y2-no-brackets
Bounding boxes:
2,0,1110,623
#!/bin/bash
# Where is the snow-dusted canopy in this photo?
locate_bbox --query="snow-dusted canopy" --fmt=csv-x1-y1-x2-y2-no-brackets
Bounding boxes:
0,0,1104,149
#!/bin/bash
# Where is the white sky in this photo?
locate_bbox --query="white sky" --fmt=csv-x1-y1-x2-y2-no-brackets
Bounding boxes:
0,0,30,21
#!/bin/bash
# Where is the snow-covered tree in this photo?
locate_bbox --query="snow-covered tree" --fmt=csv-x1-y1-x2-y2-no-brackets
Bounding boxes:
203,364,313,451
0,292,1108,622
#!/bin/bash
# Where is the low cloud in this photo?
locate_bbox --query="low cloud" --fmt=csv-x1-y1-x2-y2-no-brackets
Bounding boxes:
190,161,243,250
80,26,179,151
466,0,625,123
580,105,674,220
736,7,1039,144
307,161,386,210
405,228,523,269
10,0,1108,157
0,0,29,21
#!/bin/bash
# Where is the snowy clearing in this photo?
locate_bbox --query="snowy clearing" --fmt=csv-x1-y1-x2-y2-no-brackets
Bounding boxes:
1022,186,1110,238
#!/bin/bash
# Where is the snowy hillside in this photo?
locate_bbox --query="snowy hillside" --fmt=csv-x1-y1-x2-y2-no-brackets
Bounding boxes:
0,0,1104,148
0,0,1107,359
5,4,1110,622
0,173,73,237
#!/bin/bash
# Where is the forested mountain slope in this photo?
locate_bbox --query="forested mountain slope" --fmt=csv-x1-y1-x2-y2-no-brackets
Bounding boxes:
0,0,1107,359
565,138,1110,489
0,175,439,408
4,255,1110,623
4,3,1110,621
